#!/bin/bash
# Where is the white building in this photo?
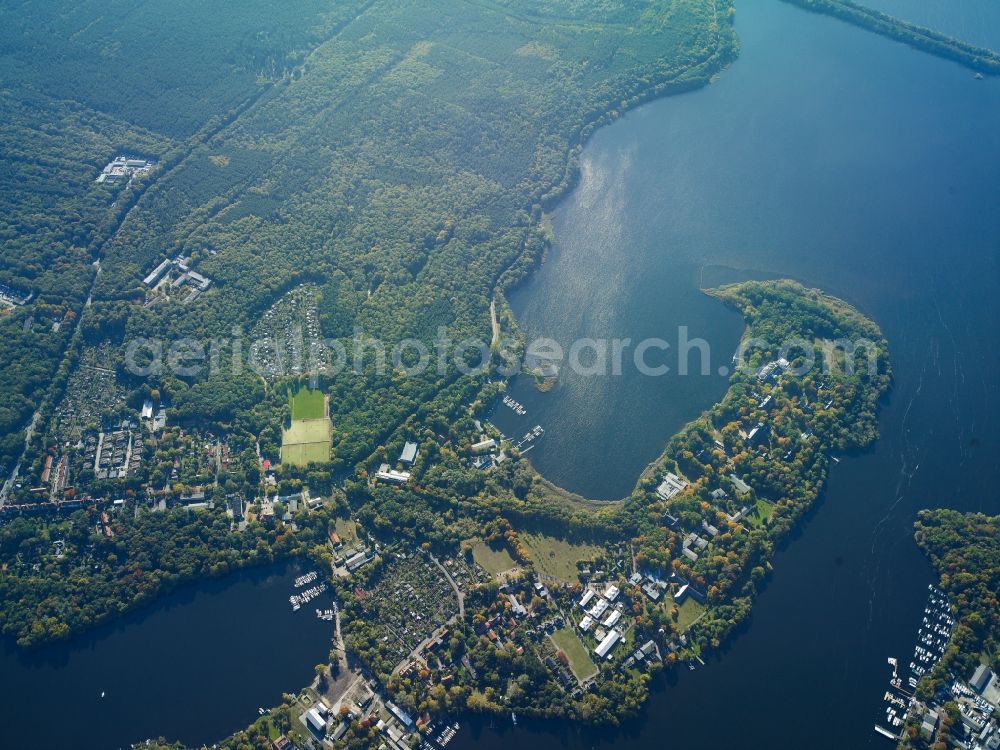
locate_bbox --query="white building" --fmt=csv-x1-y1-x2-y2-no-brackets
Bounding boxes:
588,598,609,619
604,585,620,602
376,463,411,484
143,258,172,287
471,438,497,454
306,707,327,734
602,610,622,628
399,441,419,465
594,629,622,659
579,590,595,608
656,472,688,500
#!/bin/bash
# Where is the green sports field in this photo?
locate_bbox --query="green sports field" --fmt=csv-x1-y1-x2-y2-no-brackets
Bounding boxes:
290,388,325,420
282,388,331,466
281,418,331,466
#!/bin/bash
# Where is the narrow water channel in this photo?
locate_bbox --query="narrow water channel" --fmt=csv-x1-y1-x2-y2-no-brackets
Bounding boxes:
0,560,332,749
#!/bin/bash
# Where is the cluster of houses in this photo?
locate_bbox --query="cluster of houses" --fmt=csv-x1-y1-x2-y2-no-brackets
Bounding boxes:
52,357,125,445
629,570,668,602
577,584,625,660
352,551,460,668
681,521,718,563
94,424,142,480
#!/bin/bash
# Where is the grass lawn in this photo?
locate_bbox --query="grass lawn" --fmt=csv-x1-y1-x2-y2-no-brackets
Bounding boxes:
465,538,517,576
290,387,326,420
675,597,706,632
335,517,360,546
265,720,280,740
520,532,601,583
281,417,331,467
550,627,598,681
746,498,775,528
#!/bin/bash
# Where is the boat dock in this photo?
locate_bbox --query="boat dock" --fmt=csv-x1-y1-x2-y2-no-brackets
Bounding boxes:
501,395,527,415
294,570,318,588
515,424,544,451
874,584,954,740
290,582,328,611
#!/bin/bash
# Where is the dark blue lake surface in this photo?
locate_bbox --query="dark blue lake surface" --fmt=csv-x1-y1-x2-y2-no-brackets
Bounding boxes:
0,560,332,749
865,0,1000,50
474,0,999,748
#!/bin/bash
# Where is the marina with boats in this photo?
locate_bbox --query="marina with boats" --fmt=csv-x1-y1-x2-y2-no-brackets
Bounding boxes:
419,721,461,750
289,571,327,612
875,584,954,740
501,395,527,416
294,570,319,588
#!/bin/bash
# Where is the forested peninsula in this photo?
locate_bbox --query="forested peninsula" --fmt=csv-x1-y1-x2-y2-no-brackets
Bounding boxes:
780,0,1000,74
900,511,1000,749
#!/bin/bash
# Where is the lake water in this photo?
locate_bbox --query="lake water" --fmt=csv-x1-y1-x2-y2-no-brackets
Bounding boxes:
864,0,1000,50
475,0,1000,748
0,560,332,749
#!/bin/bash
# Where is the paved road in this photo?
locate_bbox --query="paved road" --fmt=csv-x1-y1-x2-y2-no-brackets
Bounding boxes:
0,410,40,506
431,554,465,618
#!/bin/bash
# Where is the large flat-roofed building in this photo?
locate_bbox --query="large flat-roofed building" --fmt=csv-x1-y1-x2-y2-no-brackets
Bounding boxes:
971,664,994,693
306,707,327,734
471,438,497,454
143,258,172,287
399,441,419,465
579,590,595,608
656,472,688,500
346,548,373,571
376,464,411,484
594,629,622,659
729,474,752,496
386,700,415,729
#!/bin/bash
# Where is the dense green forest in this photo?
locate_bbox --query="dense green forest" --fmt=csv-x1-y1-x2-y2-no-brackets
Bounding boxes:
0,0,371,475
0,0,738,494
